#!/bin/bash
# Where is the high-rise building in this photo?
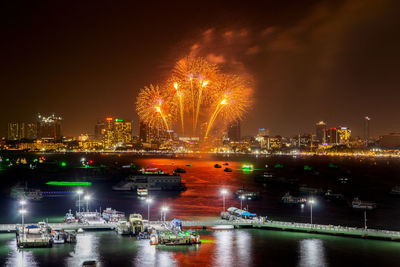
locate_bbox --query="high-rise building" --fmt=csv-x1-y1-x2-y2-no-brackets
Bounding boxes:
7,122,19,140
139,121,148,143
329,128,338,144
114,119,132,145
98,117,133,149
37,114,62,141
315,121,327,143
227,119,241,141
364,116,370,143
337,127,351,145
22,123,37,140
94,121,106,141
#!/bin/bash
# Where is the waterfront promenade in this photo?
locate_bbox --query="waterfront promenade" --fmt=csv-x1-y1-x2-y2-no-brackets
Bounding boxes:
1,219,400,242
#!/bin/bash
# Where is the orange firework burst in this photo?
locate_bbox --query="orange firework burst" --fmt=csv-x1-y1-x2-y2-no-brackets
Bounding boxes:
205,74,253,138
171,56,220,135
136,84,176,134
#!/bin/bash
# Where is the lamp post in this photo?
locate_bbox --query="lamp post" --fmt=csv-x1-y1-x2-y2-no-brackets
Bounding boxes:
84,195,91,212
221,189,228,212
146,198,152,221
309,199,315,226
161,206,168,222
77,190,83,213
240,195,245,210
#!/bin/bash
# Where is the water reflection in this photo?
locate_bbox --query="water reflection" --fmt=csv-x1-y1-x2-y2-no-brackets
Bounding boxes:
5,240,38,267
298,239,327,267
135,239,177,267
65,232,100,267
214,230,234,266
236,230,251,267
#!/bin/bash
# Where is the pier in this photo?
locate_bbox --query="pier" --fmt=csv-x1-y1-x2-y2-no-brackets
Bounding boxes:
2,220,400,242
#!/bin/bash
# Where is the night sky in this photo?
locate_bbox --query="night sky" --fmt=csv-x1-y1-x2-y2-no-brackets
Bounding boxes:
1,0,399,137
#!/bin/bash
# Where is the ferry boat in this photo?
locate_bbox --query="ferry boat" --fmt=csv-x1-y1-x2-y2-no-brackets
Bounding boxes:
78,212,106,225
281,192,307,204
352,198,376,210
324,190,345,201
102,208,125,222
116,220,131,235
16,223,52,248
137,188,148,197
390,186,400,195
173,168,186,173
224,168,232,172
64,210,79,223
112,168,184,191
234,189,260,200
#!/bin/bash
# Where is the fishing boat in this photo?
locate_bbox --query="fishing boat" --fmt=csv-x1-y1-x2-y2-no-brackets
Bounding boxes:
214,164,222,168
224,168,232,172
281,192,307,205
116,220,131,235
51,229,65,244
234,189,260,200
352,198,376,210
64,209,79,223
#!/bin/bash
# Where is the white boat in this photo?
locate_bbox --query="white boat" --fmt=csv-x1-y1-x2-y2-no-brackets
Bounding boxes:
281,192,307,204
64,209,79,223
390,186,400,195
137,188,148,197
352,198,376,210
112,168,183,191
51,229,65,244
116,220,131,235
102,208,125,222
78,212,106,224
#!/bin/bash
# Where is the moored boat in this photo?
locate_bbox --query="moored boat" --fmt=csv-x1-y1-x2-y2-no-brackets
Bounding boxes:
281,192,307,205
352,198,376,210
234,189,260,200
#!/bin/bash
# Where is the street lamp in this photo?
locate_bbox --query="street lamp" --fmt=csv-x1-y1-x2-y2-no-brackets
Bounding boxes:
221,189,228,212
146,198,153,221
161,206,169,222
309,199,315,225
84,195,91,212
240,195,245,210
77,190,83,213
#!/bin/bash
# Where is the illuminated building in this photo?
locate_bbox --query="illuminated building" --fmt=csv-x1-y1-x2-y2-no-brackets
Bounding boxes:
268,136,282,150
315,121,327,143
37,114,62,141
337,127,351,145
98,117,133,149
364,116,370,144
23,123,37,140
7,122,37,140
7,122,19,140
227,119,241,141
114,119,132,145
139,121,148,143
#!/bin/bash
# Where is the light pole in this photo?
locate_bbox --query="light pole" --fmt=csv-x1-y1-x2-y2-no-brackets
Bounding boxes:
161,206,168,222
309,199,315,226
240,195,245,210
84,195,91,212
146,198,152,221
221,189,228,212
77,190,83,213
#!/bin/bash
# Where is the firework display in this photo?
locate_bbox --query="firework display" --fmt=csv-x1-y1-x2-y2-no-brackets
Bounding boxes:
136,56,253,141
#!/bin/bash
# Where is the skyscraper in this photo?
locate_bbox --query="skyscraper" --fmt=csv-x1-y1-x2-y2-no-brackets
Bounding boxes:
7,122,19,140
364,116,370,143
37,114,62,141
114,119,132,144
98,117,133,148
139,121,148,143
315,121,327,143
337,127,351,145
329,128,338,144
227,119,241,141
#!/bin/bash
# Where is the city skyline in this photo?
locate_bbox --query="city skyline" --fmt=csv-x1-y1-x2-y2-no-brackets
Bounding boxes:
1,1,400,137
